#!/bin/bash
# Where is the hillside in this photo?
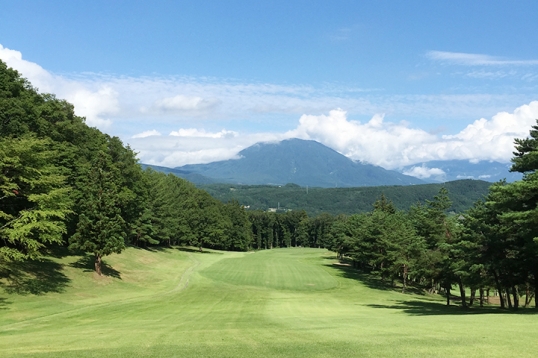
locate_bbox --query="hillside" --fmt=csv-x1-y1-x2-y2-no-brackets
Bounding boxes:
140,164,216,184
176,138,424,187
201,179,491,215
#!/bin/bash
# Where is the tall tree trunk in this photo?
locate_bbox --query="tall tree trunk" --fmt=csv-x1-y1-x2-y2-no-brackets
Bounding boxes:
534,268,538,309
492,270,505,309
401,264,408,294
469,288,476,307
486,288,490,305
479,288,484,307
524,282,535,308
524,283,531,308
95,254,102,276
446,285,451,306
512,286,519,309
458,279,467,307
505,288,512,309
380,262,385,282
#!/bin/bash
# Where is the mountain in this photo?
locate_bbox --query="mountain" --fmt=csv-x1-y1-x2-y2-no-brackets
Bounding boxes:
140,164,216,184
175,139,424,187
400,160,523,183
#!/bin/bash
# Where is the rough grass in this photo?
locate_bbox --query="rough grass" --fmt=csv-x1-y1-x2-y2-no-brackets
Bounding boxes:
0,247,536,357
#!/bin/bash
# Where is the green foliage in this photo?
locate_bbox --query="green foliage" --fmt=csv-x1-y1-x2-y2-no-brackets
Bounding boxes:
457,121,538,309
201,179,490,216
511,119,538,174
69,151,126,274
2,54,536,307
224,200,252,251
0,136,71,262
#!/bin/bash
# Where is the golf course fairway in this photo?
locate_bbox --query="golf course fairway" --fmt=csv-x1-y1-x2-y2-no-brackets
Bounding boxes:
0,247,536,357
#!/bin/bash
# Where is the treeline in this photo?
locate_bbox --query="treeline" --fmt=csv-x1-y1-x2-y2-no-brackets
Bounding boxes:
1,60,536,309
200,179,491,216
0,61,251,275
246,182,537,309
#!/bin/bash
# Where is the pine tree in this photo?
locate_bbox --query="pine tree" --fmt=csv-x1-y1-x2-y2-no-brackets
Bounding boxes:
69,150,126,275
511,119,538,174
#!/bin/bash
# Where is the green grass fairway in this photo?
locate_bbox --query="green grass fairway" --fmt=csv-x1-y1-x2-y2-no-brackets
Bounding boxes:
0,247,536,357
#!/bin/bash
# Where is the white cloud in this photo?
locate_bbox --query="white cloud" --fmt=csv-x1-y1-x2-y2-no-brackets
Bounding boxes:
4,44,536,140
427,51,538,66
278,102,538,169
286,109,437,168
438,101,538,163
154,95,220,113
169,128,237,138
130,101,538,168
0,45,55,92
132,130,161,138
128,131,288,167
403,166,446,181
465,70,512,79
3,44,538,170
34,84,538,169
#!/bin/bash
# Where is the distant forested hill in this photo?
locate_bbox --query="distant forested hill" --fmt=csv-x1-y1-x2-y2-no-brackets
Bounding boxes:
201,179,491,215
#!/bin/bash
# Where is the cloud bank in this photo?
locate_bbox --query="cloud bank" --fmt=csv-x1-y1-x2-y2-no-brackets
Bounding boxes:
403,166,446,181
2,44,538,170
3,44,535,137
130,102,538,169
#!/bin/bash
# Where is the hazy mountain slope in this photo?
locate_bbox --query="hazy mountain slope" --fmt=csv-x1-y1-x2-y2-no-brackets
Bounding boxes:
177,139,424,187
140,164,216,184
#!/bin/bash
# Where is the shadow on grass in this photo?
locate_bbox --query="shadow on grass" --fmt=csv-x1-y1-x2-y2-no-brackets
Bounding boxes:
175,246,223,254
0,297,12,309
139,245,171,253
0,259,70,295
323,256,538,315
69,255,121,279
366,299,538,316
43,244,72,259
324,261,426,296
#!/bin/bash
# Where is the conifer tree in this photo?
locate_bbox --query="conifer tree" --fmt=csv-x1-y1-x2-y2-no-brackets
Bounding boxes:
69,150,126,275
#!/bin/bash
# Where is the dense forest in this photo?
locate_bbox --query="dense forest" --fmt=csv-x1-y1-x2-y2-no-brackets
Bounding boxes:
201,180,491,216
0,59,536,309
0,60,251,275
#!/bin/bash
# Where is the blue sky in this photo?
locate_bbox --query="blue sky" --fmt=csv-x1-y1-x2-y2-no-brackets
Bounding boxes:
1,1,538,175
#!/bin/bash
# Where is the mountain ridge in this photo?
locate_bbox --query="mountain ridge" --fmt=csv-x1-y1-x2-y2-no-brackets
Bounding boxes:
175,138,424,187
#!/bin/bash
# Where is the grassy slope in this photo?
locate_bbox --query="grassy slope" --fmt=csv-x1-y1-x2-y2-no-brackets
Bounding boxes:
0,247,536,357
